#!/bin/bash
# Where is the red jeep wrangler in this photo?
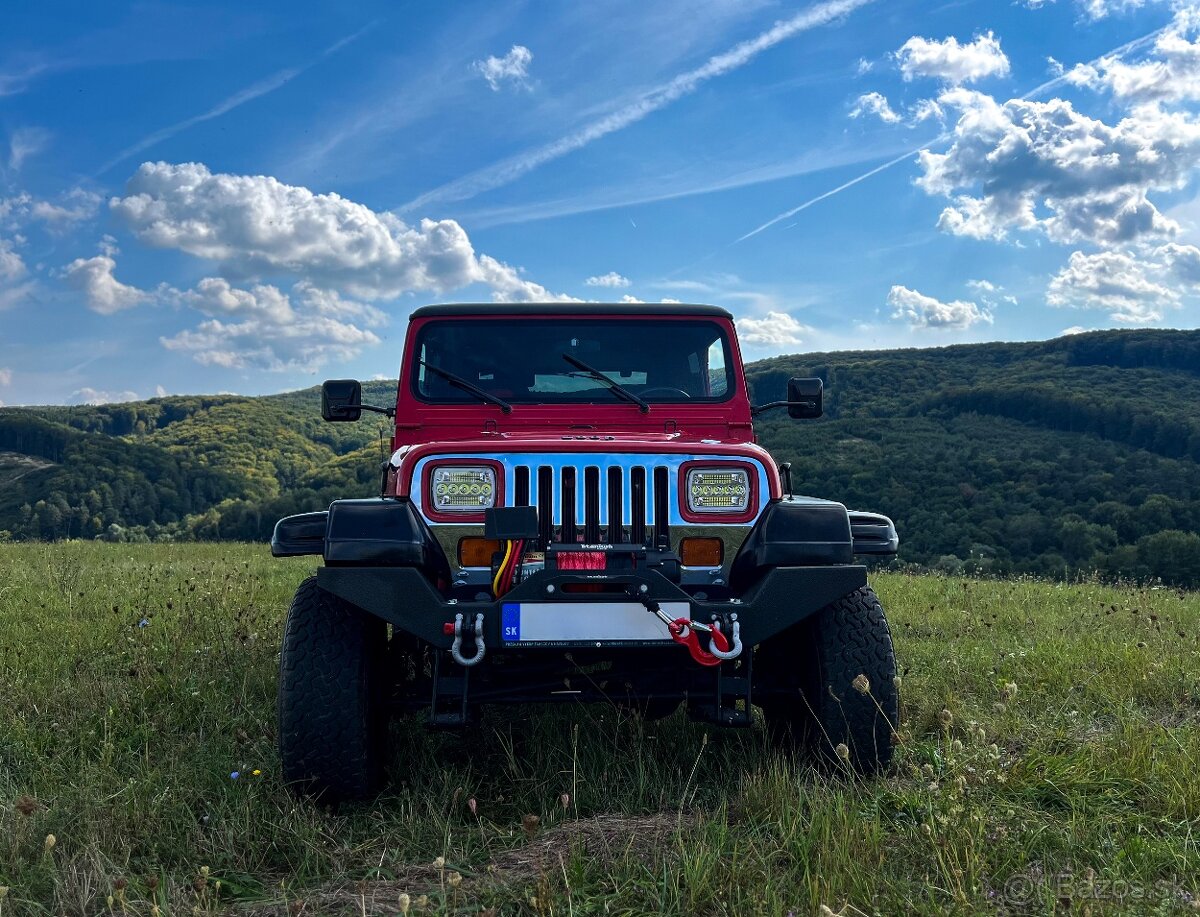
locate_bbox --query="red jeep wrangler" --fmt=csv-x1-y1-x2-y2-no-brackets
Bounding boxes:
272,302,899,799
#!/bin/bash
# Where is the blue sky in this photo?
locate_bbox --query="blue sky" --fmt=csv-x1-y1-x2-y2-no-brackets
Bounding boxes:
1,0,1198,405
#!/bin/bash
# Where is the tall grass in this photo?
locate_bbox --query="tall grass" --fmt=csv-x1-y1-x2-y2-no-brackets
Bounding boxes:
1,543,1197,914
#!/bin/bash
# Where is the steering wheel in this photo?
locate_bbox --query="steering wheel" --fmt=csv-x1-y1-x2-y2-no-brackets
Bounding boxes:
639,387,692,399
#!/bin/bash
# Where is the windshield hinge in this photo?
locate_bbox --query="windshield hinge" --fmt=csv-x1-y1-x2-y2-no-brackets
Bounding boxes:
482,419,499,435
663,420,678,434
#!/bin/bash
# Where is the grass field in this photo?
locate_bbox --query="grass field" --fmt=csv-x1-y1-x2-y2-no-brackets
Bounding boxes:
1,543,1198,915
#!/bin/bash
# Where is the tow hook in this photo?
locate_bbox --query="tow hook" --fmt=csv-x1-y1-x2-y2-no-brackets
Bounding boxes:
447,612,486,667
626,588,741,666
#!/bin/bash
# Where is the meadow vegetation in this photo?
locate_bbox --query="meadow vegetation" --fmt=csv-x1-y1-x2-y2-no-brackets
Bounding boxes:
1,543,1198,915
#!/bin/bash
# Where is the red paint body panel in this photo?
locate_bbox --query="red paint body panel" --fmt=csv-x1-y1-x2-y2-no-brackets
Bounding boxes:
386,309,780,498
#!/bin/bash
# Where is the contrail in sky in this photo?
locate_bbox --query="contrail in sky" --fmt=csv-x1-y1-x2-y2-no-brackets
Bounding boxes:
399,0,877,214
733,25,1170,244
97,21,377,176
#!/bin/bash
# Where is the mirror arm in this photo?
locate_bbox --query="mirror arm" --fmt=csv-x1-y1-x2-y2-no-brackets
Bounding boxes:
359,403,396,419
751,400,817,417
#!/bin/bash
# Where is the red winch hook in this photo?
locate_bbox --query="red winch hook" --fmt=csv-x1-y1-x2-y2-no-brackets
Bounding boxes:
668,617,730,667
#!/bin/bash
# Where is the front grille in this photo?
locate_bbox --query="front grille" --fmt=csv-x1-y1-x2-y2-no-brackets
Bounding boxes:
512,461,669,546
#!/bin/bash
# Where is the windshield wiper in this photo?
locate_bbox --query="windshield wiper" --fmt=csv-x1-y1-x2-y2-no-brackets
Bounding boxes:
561,352,650,414
419,360,512,414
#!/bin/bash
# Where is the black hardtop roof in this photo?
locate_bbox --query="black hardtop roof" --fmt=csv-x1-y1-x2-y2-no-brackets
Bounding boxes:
409,302,733,320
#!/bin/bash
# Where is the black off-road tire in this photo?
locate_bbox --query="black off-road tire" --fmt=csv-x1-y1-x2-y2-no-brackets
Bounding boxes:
278,577,388,801
757,585,898,774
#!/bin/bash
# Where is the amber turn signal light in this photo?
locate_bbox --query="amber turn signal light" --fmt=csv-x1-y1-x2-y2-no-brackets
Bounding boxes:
680,537,723,567
458,537,500,567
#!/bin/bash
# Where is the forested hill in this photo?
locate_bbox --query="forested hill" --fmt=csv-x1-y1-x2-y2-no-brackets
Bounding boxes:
2,329,1199,586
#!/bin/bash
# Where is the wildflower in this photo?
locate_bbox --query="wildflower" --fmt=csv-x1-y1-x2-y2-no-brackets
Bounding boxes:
560,793,571,809
1002,682,1018,700
921,823,932,836
230,771,240,780
467,797,477,815
200,867,210,878
950,739,963,754
44,834,56,852
447,871,463,888
398,892,411,915
138,618,150,628
152,907,160,917
834,743,850,761
921,763,935,778
432,856,445,870
893,675,903,690
252,769,261,777
852,674,870,694
938,708,953,727
819,907,836,917
415,895,429,908
522,814,540,838
0,887,9,900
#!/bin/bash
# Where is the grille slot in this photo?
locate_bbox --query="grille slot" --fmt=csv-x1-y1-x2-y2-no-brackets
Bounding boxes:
607,466,623,542
630,467,646,545
583,466,601,542
652,465,670,548
537,466,554,544
514,466,530,506
561,467,578,543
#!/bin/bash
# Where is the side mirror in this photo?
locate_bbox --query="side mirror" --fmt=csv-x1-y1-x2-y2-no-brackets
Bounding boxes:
321,379,362,422
787,377,822,419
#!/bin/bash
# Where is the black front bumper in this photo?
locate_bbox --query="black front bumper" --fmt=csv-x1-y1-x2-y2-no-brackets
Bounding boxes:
316,564,867,650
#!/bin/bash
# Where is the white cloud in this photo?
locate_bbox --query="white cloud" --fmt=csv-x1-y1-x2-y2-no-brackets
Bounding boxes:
737,311,807,346
896,32,1010,85
1060,325,1090,334
110,161,572,303
473,45,533,91
402,0,874,211
30,190,102,227
162,278,386,371
8,126,51,171
888,285,993,329
910,98,945,123
856,57,874,74
0,368,11,386
1024,0,1166,20
1158,240,1200,282
62,254,152,314
584,271,632,288
966,278,997,293
69,387,141,405
850,91,902,123
1064,9,1200,105
918,89,1200,245
1046,249,1179,322
0,238,25,282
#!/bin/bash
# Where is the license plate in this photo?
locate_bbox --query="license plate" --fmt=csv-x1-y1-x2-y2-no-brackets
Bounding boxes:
500,601,690,643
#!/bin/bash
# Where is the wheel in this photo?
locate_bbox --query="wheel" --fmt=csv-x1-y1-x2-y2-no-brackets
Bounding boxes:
278,577,388,800
757,585,898,774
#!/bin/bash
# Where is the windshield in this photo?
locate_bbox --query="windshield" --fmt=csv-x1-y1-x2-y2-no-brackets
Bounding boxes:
412,318,733,405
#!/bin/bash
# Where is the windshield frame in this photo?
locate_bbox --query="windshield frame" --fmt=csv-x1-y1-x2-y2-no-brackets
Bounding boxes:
407,316,738,408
